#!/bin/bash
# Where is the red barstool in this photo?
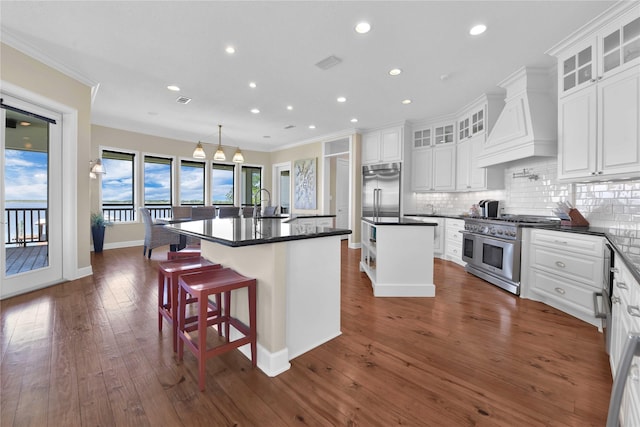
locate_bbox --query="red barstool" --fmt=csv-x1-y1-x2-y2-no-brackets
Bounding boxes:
167,246,201,260
177,268,257,391
157,257,221,352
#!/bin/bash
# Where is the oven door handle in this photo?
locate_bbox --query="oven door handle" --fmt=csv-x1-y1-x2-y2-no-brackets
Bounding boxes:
593,291,608,319
460,231,515,244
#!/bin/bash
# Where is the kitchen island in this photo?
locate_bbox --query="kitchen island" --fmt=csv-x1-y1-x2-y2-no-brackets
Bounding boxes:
361,217,437,297
165,217,351,377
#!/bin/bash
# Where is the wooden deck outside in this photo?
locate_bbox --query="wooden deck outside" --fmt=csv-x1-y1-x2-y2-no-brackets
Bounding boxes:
5,244,49,276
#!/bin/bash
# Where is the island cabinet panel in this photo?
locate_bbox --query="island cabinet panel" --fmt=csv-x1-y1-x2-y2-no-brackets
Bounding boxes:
360,220,435,297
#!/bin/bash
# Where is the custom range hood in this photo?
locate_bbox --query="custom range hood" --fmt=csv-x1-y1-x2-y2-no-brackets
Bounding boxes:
477,67,557,168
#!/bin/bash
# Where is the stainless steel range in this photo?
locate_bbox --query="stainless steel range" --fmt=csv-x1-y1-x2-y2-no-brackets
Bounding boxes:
461,215,559,295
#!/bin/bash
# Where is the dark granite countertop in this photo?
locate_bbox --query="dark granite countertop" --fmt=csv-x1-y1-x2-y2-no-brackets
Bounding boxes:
165,217,350,247
362,217,438,226
404,213,466,220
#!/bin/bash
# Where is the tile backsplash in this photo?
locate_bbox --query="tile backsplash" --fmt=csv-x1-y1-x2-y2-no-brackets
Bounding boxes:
411,157,640,232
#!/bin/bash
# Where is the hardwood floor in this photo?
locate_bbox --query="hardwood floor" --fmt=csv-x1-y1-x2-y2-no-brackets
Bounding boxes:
1,242,612,426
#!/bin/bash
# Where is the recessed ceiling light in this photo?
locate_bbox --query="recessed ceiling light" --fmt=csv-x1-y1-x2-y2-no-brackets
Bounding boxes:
225,46,236,54
19,121,31,126
249,82,257,88
250,108,260,114
401,99,412,105
309,125,316,129
286,105,293,111
167,85,180,92
350,118,358,123
389,68,402,76
337,96,347,103
355,22,371,34
469,24,487,36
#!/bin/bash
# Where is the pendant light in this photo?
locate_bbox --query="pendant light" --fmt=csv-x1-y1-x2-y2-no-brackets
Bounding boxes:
232,147,245,163
213,124,226,161
192,141,206,159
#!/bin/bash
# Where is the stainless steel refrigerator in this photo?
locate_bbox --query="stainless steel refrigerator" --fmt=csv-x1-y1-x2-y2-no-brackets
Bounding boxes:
362,162,401,218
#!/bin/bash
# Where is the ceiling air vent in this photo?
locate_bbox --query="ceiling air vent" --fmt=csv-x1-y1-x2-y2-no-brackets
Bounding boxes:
315,55,342,70
284,125,295,130
176,96,192,104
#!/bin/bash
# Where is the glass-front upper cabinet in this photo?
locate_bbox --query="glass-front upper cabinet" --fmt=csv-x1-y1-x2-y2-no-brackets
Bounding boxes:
434,124,454,145
458,118,469,140
557,7,640,96
414,128,431,148
471,109,484,134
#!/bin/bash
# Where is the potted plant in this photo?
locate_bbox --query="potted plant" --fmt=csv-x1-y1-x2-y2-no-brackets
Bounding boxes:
90,212,111,253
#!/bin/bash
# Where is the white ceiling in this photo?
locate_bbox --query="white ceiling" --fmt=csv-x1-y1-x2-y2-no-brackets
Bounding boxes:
1,1,617,151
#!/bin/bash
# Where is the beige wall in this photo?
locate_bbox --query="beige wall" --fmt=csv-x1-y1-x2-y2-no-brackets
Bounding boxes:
1,43,93,270
270,141,324,214
92,125,271,246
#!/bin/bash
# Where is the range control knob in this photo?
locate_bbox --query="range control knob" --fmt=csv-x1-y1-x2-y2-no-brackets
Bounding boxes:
497,229,503,235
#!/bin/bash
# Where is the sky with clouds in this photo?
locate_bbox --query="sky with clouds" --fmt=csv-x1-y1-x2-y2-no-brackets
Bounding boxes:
4,149,48,203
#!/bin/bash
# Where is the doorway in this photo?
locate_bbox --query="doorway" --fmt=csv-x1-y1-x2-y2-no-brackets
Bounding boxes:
272,162,291,214
1,95,63,298
323,137,352,243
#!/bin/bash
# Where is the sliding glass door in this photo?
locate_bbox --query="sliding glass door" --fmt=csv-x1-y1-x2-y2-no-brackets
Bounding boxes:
1,95,62,299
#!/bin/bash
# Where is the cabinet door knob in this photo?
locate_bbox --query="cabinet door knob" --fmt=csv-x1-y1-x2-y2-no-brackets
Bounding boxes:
555,287,566,295
610,267,619,274
598,171,603,175
591,172,597,175
555,261,566,268
612,296,621,304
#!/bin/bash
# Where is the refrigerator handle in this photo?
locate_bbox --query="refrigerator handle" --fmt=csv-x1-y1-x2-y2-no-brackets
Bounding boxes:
373,189,378,217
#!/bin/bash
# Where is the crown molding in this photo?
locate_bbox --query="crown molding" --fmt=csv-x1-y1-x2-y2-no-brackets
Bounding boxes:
1,28,99,89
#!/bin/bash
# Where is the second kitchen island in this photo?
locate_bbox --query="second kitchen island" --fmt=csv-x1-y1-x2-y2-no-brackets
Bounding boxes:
361,217,437,297
165,217,351,377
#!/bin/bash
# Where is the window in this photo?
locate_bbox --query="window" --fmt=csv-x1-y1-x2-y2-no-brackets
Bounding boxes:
241,166,262,206
180,160,205,205
101,150,135,222
211,163,234,205
144,155,172,212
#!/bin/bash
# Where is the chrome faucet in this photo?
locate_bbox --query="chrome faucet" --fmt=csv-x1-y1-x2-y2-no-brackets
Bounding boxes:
253,188,271,218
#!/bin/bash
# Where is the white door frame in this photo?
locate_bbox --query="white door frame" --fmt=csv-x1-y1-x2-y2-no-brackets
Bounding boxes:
322,136,353,246
272,161,291,213
1,82,79,299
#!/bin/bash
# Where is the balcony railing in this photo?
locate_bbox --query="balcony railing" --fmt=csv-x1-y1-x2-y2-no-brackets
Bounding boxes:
4,206,174,247
4,208,48,246
102,205,172,222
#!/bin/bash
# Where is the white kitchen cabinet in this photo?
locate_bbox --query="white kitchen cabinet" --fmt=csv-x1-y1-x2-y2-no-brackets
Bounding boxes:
456,134,504,191
550,2,640,181
362,126,403,165
444,219,465,266
609,257,640,426
411,148,433,191
522,229,604,326
558,64,640,180
433,144,456,191
410,137,456,192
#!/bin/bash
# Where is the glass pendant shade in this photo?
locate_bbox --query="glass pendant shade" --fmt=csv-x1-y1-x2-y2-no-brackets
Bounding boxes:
192,141,206,159
232,147,245,163
213,124,226,161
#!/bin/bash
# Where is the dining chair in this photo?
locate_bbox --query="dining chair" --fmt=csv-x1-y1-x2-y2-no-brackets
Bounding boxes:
191,206,217,220
241,206,254,217
139,207,180,259
262,206,278,216
172,205,192,219
218,206,240,218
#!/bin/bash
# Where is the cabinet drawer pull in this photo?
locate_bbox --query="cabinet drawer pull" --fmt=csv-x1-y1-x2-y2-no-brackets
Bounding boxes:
554,287,566,295
630,364,639,382
628,305,640,317
553,240,568,245
612,296,621,304
555,261,566,268
616,281,628,290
